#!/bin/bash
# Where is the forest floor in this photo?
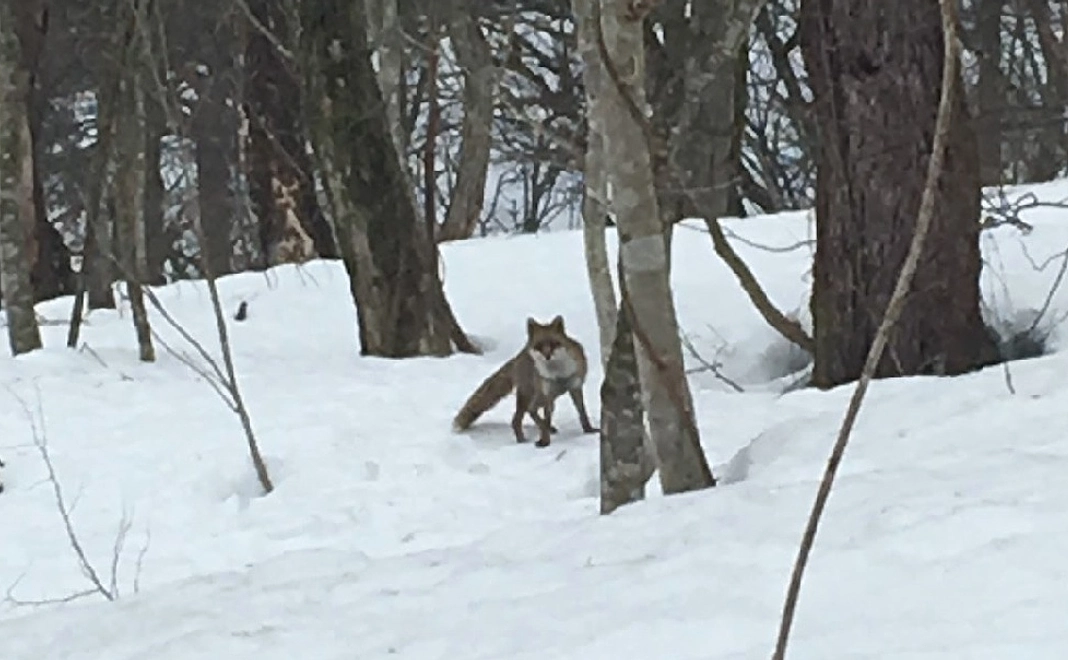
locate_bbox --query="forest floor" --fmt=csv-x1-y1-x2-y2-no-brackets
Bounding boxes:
3,180,1068,658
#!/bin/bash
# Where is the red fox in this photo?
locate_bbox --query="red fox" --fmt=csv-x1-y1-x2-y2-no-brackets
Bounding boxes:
453,315,599,447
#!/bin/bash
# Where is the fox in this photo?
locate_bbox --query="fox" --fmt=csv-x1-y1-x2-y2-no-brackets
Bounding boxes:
452,315,599,447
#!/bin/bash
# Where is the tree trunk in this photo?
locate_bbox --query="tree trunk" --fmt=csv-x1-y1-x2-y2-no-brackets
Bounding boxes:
436,5,495,243
30,147,73,302
85,58,120,312
574,0,617,369
10,0,75,303
975,0,1003,186
599,288,653,514
667,0,765,224
86,198,116,309
600,0,715,495
191,13,239,278
114,33,154,363
143,92,167,284
0,0,43,355
363,0,407,163
300,0,473,357
800,0,1000,389
245,0,336,267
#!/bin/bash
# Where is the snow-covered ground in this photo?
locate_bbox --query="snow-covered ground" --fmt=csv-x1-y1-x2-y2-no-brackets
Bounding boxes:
3,181,1068,659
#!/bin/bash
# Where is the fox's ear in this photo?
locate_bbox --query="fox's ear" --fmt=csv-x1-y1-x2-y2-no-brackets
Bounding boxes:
526,316,538,336
550,315,565,333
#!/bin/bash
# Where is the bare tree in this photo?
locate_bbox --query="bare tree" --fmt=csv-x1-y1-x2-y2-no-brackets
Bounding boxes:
597,0,715,495
113,4,154,363
573,0,617,369
436,1,497,243
0,0,45,356
243,0,337,266
598,287,653,514
299,0,476,357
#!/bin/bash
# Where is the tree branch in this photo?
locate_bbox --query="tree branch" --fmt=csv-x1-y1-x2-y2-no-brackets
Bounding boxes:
772,0,964,656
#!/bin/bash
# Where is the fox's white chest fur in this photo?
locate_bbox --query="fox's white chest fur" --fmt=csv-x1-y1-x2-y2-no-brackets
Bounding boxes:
528,346,582,398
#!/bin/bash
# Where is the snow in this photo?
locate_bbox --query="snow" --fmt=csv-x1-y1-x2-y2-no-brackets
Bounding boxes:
4,181,1068,658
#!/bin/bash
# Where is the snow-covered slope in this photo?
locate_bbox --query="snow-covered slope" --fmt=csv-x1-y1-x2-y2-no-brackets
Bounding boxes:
3,182,1068,659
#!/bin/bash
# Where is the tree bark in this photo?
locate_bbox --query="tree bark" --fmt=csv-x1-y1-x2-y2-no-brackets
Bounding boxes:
114,46,155,363
10,0,75,303
600,0,715,495
436,5,495,243
800,0,1000,389
574,0,617,370
81,47,121,318
599,288,653,514
300,0,474,357
0,0,43,355
143,90,167,284
30,147,74,302
86,197,116,309
363,0,407,163
245,0,336,267
975,0,1003,186
191,10,240,278
666,0,766,224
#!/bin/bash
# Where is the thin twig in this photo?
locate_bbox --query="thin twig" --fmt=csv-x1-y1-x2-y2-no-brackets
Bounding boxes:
133,526,152,594
6,387,114,602
679,331,745,393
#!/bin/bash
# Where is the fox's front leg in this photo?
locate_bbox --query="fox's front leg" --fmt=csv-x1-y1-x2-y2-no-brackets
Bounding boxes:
511,391,530,443
569,388,599,434
543,398,558,434
528,406,554,448
521,399,554,448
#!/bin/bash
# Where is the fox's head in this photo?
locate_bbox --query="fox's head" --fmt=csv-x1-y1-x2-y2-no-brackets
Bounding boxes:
526,315,567,360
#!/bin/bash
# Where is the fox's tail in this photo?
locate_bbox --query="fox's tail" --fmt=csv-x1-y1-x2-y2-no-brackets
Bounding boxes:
453,357,516,431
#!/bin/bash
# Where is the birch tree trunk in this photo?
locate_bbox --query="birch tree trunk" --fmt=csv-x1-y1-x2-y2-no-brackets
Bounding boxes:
600,0,715,495
574,0,617,370
599,287,650,514
0,0,43,356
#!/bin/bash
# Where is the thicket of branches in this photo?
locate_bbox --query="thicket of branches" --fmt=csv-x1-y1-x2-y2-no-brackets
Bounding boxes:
0,1,1062,304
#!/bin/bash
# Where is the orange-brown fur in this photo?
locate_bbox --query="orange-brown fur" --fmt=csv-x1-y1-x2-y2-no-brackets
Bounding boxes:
452,316,598,447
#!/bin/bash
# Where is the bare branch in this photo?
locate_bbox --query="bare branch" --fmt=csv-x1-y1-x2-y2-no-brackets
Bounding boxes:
679,331,745,393
772,0,964,656
5,387,114,602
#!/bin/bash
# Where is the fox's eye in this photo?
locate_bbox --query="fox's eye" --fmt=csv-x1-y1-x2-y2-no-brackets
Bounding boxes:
535,340,557,354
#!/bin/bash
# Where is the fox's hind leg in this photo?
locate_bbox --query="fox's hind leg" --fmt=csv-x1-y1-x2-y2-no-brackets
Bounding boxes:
569,388,599,434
